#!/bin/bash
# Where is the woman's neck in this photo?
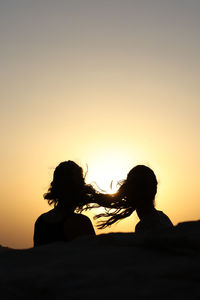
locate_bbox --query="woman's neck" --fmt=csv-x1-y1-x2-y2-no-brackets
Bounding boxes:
136,206,156,220
55,203,74,215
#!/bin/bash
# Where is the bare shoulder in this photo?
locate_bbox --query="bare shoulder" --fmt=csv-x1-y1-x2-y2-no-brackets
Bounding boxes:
64,213,95,239
72,213,91,220
66,213,93,225
38,209,63,224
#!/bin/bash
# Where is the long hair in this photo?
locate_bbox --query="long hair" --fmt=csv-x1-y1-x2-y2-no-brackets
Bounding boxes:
44,161,96,212
95,165,158,229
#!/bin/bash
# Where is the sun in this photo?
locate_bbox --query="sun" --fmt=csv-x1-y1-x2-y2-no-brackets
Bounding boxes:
89,168,121,194
85,152,131,194
81,148,140,224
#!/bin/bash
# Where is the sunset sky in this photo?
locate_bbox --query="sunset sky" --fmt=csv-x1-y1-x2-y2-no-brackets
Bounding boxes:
0,0,200,248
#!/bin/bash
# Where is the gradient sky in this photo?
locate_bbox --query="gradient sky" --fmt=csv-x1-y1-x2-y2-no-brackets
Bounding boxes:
0,0,200,248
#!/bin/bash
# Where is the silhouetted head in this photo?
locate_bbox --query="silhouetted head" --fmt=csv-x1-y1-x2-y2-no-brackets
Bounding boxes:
44,161,86,209
53,161,84,188
95,165,159,229
125,165,158,208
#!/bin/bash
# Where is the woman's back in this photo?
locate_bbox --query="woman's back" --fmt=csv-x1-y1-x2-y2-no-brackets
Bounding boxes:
34,161,96,246
135,209,173,233
34,208,95,246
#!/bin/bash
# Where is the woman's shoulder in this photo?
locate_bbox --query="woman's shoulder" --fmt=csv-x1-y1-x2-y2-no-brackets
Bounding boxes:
157,210,173,226
66,213,92,224
63,213,95,239
63,213,94,231
35,209,63,225
135,210,173,233
36,211,91,224
35,213,45,224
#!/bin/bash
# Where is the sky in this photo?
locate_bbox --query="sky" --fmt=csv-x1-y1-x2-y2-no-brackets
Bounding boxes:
0,0,199,248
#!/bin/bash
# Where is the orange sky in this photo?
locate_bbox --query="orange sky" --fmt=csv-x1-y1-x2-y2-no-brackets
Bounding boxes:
0,1,200,248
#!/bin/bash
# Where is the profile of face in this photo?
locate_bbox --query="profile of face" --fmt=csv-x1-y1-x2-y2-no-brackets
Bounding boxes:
126,165,157,206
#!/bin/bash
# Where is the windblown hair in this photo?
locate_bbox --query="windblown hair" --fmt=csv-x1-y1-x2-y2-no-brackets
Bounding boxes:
95,165,158,229
44,161,97,212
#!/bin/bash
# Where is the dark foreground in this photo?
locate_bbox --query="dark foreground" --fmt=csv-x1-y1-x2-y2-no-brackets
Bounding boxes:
0,221,200,299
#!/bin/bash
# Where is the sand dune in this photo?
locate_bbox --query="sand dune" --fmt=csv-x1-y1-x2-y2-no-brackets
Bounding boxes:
0,221,200,299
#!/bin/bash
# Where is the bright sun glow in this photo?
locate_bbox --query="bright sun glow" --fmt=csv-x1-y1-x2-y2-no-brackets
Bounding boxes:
85,150,134,194
89,168,121,194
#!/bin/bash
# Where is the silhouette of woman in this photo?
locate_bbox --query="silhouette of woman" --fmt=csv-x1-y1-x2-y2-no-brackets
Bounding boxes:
94,165,173,232
34,161,95,246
